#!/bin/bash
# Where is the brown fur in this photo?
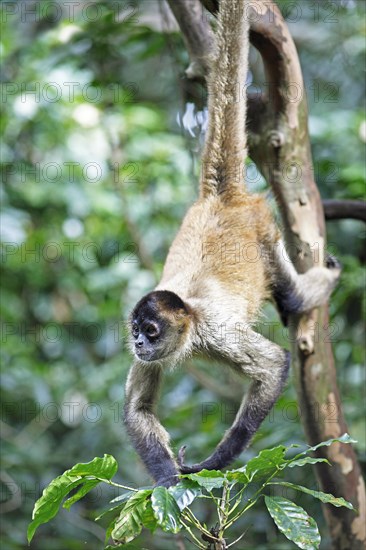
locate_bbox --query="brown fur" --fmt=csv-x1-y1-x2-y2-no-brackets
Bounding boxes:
158,193,280,323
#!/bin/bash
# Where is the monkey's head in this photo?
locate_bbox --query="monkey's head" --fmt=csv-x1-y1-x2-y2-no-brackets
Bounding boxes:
130,290,191,363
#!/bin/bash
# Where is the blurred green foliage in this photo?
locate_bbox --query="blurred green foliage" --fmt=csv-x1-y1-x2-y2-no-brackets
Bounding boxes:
1,1,365,549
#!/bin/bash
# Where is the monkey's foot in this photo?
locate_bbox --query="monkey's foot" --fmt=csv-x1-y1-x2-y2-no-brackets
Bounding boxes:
155,474,180,488
177,445,192,473
177,445,205,474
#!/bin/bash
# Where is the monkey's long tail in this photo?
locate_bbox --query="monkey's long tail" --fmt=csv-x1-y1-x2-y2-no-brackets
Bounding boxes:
200,0,249,199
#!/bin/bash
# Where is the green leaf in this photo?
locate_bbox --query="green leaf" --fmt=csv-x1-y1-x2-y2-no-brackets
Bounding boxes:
110,490,141,504
27,454,119,542
27,475,83,543
151,487,182,533
297,434,357,456
141,501,158,533
96,502,128,523
265,496,320,550
67,454,118,479
169,479,201,510
270,482,354,510
183,469,226,490
287,457,330,468
228,446,287,483
105,516,118,546
63,478,100,509
96,491,142,522
112,490,151,544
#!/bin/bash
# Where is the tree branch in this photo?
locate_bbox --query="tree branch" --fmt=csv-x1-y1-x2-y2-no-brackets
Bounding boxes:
166,0,214,81
323,199,366,222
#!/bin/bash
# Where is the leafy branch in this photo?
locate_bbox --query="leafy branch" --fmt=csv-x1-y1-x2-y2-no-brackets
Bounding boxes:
28,435,356,549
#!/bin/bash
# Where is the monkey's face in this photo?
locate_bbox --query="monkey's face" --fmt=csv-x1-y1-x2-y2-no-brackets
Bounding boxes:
130,290,190,362
131,314,168,361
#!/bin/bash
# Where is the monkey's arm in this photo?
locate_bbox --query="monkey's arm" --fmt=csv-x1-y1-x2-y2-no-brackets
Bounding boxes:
178,329,290,474
124,362,179,486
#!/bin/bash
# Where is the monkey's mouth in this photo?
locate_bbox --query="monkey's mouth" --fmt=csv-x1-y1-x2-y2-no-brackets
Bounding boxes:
134,350,155,361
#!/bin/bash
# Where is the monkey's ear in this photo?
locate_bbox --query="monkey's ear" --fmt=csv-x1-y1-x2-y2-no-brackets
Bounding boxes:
171,305,193,324
163,308,191,337
174,307,190,319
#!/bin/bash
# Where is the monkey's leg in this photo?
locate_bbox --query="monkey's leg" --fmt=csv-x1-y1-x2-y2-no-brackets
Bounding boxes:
179,328,290,473
271,240,341,319
124,361,179,487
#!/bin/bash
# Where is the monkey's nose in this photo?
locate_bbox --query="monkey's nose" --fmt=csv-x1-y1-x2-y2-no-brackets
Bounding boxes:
135,340,143,348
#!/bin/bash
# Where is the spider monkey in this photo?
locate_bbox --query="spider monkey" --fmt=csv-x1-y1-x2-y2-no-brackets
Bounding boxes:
124,0,341,487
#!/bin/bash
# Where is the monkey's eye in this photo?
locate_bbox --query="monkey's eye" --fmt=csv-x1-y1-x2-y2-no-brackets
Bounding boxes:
132,323,139,338
146,324,159,338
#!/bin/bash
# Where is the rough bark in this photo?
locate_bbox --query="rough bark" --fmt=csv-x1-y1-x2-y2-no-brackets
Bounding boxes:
166,0,214,81
166,0,366,548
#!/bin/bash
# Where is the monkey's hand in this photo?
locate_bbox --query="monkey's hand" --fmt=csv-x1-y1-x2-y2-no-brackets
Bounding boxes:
325,253,342,273
177,445,206,474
